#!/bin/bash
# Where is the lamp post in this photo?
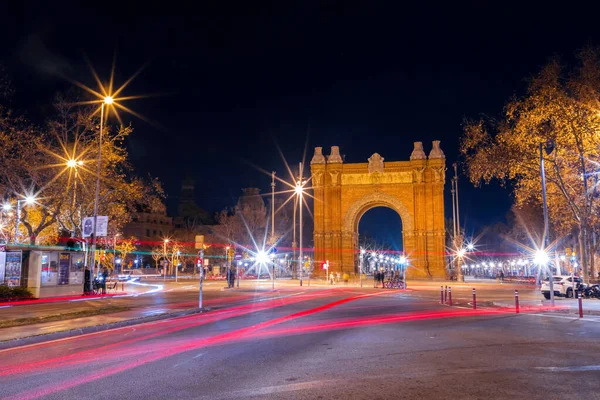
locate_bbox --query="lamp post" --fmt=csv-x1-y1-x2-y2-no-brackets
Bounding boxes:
163,238,169,281
89,96,114,292
359,248,365,288
176,250,180,283
296,163,304,286
225,245,230,281
271,171,275,242
539,140,555,305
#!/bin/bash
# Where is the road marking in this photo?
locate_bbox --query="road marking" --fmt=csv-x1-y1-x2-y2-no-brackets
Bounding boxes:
536,365,600,372
524,313,600,322
40,324,64,330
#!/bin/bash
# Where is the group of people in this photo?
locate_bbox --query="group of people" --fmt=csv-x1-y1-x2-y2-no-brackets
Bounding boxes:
328,272,342,284
83,266,110,295
373,269,400,288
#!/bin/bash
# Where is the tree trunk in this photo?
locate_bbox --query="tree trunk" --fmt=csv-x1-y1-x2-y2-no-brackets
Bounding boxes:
579,228,589,283
590,231,598,282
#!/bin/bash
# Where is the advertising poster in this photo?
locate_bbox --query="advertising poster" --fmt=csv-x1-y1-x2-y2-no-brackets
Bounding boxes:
5,251,22,287
58,253,70,285
82,216,109,237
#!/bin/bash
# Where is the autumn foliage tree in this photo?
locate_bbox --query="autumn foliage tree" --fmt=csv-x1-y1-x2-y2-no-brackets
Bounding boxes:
0,90,164,245
461,47,600,280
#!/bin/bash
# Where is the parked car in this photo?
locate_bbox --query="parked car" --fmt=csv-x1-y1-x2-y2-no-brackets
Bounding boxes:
541,275,583,299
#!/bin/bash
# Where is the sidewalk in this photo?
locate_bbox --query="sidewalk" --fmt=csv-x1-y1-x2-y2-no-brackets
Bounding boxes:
0,292,127,307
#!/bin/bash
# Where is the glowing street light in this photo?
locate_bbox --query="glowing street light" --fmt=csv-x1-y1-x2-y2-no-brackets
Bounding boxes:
534,249,550,266
467,243,474,251
2,203,11,211
457,248,466,258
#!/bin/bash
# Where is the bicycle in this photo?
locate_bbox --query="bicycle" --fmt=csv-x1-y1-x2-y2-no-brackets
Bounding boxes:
384,277,405,289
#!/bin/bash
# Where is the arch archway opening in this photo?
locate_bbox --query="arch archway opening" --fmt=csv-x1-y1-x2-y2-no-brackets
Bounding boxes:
356,206,404,276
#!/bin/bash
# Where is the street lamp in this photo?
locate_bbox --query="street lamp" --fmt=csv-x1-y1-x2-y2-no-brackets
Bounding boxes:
163,238,169,281
295,163,305,286
539,139,555,305
89,96,115,292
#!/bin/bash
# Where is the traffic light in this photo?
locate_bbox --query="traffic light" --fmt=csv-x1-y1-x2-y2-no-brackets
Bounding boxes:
195,235,205,250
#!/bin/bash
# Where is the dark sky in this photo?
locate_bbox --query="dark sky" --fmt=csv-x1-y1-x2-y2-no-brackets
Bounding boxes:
2,2,599,246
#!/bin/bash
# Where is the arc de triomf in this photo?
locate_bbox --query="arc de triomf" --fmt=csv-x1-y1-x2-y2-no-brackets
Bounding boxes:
310,141,446,279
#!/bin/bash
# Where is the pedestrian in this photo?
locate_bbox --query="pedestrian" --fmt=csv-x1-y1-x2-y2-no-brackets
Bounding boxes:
336,272,341,283
380,269,385,288
500,270,505,282
101,267,109,295
374,270,379,288
83,266,91,295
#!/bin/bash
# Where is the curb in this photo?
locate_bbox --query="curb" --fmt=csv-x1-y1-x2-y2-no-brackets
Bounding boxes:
491,301,600,316
0,307,208,351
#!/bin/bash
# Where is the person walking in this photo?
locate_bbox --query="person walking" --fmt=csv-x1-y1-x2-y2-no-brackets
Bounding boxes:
83,266,91,295
101,267,109,295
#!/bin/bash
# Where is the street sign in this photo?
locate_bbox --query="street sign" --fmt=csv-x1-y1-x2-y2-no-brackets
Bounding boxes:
82,216,108,237
270,247,277,254
234,253,242,260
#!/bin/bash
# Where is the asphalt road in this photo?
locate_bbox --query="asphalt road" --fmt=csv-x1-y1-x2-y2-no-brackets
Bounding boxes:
1,286,600,400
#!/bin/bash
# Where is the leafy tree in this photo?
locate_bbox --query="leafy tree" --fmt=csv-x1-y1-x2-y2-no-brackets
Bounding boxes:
0,94,163,245
461,48,600,279
151,246,162,274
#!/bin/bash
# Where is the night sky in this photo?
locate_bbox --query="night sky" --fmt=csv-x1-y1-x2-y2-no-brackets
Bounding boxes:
2,3,599,247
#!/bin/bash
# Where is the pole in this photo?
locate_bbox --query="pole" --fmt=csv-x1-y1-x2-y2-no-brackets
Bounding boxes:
444,285,447,304
448,287,452,306
163,241,167,282
454,164,464,282
271,171,275,242
440,286,444,304
299,162,303,287
539,143,555,306
199,248,204,309
237,261,240,288
292,195,297,280
472,288,477,310
515,290,519,313
403,262,407,289
89,103,104,292
359,254,363,288
578,292,583,318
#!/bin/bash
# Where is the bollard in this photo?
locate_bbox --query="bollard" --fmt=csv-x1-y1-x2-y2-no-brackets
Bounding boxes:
578,292,583,318
440,286,444,304
515,290,519,313
444,285,448,304
472,288,477,310
448,287,452,306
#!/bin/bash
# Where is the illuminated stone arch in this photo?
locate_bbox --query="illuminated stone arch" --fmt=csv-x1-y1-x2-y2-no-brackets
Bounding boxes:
311,142,446,279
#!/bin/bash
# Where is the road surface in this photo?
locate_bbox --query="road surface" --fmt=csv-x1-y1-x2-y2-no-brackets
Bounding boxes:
1,286,600,399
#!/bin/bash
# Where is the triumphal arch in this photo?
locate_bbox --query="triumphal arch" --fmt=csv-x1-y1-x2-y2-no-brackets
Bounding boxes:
310,141,446,279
